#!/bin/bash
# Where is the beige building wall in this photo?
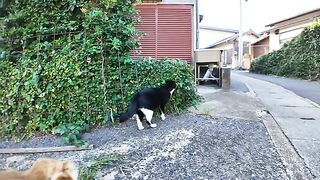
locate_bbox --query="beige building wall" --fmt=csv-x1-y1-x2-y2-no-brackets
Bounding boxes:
242,35,258,43
207,33,258,69
210,42,237,68
242,34,258,69
194,49,221,63
243,54,251,70
212,42,234,50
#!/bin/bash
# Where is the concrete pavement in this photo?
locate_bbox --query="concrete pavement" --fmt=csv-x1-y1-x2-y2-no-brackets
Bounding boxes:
191,84,314,179
233,71,320,179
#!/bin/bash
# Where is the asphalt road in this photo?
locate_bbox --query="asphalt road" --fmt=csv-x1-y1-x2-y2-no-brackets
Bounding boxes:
233,71,320,178
231,74,250,93
234,71,320,106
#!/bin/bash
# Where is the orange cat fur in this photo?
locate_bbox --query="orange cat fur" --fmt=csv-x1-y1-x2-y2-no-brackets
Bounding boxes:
0,158,77,180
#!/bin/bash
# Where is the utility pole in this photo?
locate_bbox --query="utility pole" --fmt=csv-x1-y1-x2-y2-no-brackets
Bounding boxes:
238,0,247,69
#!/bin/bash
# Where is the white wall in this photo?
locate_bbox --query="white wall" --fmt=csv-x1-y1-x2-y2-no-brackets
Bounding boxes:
279,21,314,45
199,29,236,49
269,20,316,51
269,32,281,51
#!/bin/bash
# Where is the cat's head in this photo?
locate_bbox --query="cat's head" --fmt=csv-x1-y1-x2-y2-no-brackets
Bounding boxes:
165,80,176,95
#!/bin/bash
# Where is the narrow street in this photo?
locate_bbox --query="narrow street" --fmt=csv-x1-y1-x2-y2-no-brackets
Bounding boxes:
233,71,320,178
235,71,320,106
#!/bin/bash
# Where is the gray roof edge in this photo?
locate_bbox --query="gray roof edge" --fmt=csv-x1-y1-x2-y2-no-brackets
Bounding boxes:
200,25,239,33
265,8,320,27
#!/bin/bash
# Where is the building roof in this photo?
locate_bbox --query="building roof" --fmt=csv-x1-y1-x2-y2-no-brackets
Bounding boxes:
205,29,259,49
200,26,238,33
243,29,260,37
265,8,320,27
205,34,238,48
249,33,269,45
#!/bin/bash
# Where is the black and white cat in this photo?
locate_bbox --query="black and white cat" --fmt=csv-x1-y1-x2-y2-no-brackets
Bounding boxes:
119,80,176,130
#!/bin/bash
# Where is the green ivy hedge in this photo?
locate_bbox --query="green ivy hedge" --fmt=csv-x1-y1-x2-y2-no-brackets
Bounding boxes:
250,20,320,81
0,0,200,145
0,56,200,144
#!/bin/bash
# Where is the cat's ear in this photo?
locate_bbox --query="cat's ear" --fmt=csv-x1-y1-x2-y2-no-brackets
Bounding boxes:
62,160,73,171
167,80,176,88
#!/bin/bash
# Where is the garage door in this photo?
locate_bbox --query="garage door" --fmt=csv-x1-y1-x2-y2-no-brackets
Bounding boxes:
132,4,193,63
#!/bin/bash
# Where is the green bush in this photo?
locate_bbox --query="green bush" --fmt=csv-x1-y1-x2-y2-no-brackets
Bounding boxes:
121,58,201,114
0,0,200,144
250,20,320,80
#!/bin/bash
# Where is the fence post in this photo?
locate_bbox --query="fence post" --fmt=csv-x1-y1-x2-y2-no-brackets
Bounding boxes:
221,67,231,89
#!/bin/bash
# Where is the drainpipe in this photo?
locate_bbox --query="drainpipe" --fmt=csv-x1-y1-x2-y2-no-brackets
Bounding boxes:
195,0,199,50
194,0,199,84
238,0,243,69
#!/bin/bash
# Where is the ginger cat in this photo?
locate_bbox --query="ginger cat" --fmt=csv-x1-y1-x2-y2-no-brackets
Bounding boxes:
0,158,77,180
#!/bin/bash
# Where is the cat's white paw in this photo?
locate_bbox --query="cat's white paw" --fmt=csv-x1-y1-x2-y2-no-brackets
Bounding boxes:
150,124,157,128
161,113,166,120
138,126,145,130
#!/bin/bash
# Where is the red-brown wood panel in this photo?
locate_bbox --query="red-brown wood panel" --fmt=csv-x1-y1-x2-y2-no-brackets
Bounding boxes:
132,4,193,63
132,5,157,58
157,5,192,63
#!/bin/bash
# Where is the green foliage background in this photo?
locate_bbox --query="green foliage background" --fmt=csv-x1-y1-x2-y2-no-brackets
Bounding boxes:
0,0,200,144
250,20,320,81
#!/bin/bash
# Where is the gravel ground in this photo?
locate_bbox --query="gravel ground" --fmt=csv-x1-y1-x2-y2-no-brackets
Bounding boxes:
0,114,288,179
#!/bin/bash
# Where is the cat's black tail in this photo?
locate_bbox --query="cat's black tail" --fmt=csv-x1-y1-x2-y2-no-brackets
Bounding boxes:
119,94,138,122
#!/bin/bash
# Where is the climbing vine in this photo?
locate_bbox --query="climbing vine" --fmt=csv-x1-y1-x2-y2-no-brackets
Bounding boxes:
0,0,200,145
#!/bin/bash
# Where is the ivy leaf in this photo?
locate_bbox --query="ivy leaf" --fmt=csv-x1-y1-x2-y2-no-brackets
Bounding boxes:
69,0,77,12
61,136,70,144
55,124,68,135
68,124,77,130
112,37,121,50
39,122,48,131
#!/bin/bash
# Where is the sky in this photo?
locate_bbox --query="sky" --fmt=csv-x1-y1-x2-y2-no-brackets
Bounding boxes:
199,0,320,33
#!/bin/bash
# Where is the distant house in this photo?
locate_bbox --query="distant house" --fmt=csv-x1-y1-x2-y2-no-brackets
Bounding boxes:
199,26,238,49
266,8,320,51
249,32,269,60
205,29,259,69
132,0,198,64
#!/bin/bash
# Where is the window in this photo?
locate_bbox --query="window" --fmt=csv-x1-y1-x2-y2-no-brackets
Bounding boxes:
243,42,249,54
